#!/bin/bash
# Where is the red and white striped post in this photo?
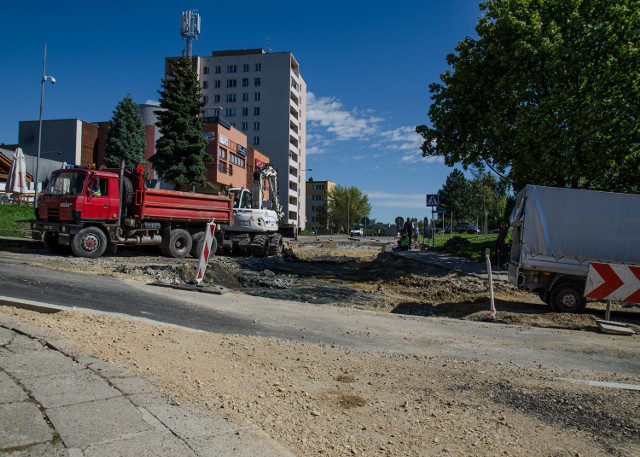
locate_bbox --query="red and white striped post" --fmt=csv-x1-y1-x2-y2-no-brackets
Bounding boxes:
195,221,216,285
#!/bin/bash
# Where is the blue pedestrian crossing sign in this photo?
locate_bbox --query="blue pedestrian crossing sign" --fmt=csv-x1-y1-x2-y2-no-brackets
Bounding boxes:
426,194,439,207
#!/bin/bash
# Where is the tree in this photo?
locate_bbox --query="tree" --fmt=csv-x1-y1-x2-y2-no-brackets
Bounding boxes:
103,94,146,169
438,169,472,224
468,170,509,231
150,57,208,189
417,0,640,193
327,185,371,230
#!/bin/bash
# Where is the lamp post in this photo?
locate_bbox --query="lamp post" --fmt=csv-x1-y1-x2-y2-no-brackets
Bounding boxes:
35,43,56,208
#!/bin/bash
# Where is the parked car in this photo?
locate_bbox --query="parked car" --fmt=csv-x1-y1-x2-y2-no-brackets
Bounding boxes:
453,223,480,234
350,225,364,237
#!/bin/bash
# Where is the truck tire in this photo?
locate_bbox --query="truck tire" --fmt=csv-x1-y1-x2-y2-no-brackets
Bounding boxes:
71,227,108,258
251,234,270,258
550,282,586,313
162,229,192,259
122,176,134,207
269,233,284,255
43,233,70,256
190,231,218,260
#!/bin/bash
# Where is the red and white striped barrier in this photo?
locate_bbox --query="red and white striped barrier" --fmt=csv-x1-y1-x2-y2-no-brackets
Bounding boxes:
584,262,640,303
195,221,216,285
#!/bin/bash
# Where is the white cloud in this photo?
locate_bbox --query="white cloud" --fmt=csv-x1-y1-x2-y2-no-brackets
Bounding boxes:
306,92,444,166
365,191,427,210
307,92,383,141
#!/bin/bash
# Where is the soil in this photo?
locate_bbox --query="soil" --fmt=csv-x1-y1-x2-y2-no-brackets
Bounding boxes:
1,240,639,456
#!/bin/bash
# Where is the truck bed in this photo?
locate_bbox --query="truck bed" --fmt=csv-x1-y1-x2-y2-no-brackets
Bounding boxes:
135,188,233,224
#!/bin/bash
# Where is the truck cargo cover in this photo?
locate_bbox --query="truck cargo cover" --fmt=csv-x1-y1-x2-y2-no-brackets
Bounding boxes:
511,185,640,265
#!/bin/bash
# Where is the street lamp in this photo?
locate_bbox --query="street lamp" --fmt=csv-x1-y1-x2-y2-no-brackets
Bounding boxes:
35,43,56,208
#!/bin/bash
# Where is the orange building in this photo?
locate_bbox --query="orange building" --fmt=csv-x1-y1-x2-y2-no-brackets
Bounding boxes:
202,116,270,197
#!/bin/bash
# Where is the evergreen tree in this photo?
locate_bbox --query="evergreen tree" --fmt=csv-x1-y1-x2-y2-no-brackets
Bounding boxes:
103,94,146,169
150,57,208,189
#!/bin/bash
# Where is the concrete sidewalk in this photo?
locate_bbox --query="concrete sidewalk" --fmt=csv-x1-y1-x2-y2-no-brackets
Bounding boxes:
0,312,294,457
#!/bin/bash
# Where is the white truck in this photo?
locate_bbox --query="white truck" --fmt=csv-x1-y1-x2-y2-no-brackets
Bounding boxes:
508,185,640,312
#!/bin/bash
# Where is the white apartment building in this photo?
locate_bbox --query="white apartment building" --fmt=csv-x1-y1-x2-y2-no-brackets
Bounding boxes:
179,49,307,229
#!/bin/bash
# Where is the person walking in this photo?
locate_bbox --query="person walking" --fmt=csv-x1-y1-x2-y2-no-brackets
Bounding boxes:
403,217,412,250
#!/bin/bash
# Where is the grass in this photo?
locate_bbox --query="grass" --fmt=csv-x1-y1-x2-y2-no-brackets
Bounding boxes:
419,233,499,262
0,204,35,238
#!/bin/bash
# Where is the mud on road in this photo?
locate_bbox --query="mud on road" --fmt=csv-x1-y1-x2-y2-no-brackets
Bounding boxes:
4,238,639,333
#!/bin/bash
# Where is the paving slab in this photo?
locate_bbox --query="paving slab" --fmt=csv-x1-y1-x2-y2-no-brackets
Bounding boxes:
0,326,14,345
3,442,68,456
0,370,28,403
0,401,54,449
2,350,82,380
82,430,197,457
20,369,121,408
46,396,154,448
6,333,47,352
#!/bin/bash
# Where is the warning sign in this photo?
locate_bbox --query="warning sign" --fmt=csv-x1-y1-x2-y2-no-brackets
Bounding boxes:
426,194,439,207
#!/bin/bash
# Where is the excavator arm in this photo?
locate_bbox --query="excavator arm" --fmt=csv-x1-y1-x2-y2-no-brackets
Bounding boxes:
253,164,284,220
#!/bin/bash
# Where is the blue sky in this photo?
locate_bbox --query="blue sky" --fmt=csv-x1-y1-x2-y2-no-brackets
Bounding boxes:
0,1,483,224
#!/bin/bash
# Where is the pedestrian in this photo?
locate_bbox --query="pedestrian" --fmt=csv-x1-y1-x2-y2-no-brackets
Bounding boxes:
496,220,510,266
412,218,419,245
403,217,412,250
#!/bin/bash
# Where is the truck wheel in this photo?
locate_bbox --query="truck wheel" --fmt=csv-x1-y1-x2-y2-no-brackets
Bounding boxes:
122,176,134,207
550,282,586,313
71,227,107,258
43,234,70,255
190,231,218,260
269,233,284,255
163,229,192,259
251,234,271,258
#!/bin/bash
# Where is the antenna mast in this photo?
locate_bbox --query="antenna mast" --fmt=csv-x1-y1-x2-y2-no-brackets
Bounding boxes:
181,10,201,57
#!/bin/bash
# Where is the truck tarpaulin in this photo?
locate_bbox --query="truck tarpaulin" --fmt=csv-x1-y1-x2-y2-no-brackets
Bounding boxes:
510,185,640,267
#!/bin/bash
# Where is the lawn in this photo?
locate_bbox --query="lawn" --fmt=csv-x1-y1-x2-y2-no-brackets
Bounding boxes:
419,233,499,262
0,204,35,238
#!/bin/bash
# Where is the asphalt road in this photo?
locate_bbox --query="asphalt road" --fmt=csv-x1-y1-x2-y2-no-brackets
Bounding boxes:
1,258,639,377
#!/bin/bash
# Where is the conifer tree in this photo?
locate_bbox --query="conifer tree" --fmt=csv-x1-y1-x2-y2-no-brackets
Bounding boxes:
150,57,208,189
104,94,146,168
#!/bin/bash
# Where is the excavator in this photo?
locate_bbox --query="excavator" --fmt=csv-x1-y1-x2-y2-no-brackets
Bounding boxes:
224,164,297,257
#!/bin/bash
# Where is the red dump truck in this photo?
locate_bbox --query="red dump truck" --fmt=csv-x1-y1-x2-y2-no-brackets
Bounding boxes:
32,165,233,259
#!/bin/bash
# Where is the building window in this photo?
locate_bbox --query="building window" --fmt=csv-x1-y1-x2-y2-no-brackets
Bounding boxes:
202,81,209,89
202,95,208,103
254,107,260,115
312,195,322,201
254,77,261,87
215,66,221,74
225,108,236,116
226,79,237,88
255,63,262,71
229,154,245,168
227,65,237,73
254,92,261,101
241,122,248,131
218,162,227,173
254,121,260,130
253,136,260,145
213,108,221,116
242,93,249,101
242,78,249,87
243,64,249,72
229,164,233,176
242,107,248,116
226,94,236,102
214,80,221,88
214,94,220,103
203,67,209,75
219,147,227,159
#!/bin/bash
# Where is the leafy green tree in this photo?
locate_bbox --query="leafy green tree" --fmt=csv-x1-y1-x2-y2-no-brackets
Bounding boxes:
150,57,208,189
417,0,640,193
327,185,371,230
103,95,146,169
468,170,509,231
